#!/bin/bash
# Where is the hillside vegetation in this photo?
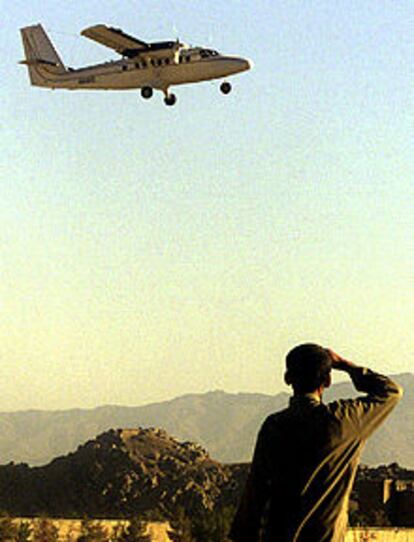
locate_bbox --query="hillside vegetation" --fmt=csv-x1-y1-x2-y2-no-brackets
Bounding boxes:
0,427,412,533
0,427,245,518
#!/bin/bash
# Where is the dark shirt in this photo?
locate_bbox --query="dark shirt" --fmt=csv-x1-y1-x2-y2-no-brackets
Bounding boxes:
229,367,403,542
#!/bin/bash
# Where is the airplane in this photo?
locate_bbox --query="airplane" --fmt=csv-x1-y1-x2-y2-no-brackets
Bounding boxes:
20,23,252,106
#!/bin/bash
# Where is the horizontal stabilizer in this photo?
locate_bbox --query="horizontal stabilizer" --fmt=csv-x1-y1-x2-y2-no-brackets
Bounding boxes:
19,58,60,67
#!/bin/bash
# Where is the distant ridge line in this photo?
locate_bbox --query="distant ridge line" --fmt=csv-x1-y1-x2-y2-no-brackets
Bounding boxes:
0,373,411,468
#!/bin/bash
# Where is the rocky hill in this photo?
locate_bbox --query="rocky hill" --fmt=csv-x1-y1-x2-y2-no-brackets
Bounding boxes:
0,427,412,526
0,427,246,518
0,373,411,467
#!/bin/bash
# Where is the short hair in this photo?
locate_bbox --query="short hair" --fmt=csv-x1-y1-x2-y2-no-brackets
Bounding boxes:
285,343,332,393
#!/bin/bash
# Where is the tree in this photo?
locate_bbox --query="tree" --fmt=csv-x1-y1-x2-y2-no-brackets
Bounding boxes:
64,522,79,542
110,522,125,542
15,521,33,542
0,513,17,542
76,518,108,542
167,508,193,542
32,517,59,542
191,506,235,542
117,518,150,542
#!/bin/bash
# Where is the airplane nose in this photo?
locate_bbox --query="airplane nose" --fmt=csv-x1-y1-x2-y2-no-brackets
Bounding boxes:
239,58,253,72
221,55,253,75
244,58,253,70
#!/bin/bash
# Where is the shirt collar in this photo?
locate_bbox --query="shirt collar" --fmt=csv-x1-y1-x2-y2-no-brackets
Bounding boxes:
289,392,322,406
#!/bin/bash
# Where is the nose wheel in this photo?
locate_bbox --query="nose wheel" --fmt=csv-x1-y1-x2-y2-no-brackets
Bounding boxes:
164,93,177,106
220,81,232,95
141,86,153,99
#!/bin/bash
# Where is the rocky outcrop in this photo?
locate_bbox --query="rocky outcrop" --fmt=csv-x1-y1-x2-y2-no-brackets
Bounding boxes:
0,427,412,526
0,427,246,518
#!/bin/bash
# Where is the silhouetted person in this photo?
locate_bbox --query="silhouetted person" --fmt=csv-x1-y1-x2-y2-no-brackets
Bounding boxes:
229,344,403,542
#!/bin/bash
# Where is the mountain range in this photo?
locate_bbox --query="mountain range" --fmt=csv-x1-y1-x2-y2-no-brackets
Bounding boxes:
0,373,412,468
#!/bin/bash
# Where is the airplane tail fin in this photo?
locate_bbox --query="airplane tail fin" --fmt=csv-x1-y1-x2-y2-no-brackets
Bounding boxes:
20,24,66,86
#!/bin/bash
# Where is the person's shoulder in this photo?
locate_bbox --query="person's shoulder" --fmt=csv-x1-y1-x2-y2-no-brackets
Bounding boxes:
325,397,362,419
261,407,291,430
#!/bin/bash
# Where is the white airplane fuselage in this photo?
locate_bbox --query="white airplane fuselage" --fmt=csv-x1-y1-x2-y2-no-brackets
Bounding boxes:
28,48,251,90
37,52,251,92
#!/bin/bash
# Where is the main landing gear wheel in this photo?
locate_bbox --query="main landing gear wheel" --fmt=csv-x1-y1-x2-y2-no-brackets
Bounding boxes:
220,81,232,95
141,86,153,99
164,93,177,106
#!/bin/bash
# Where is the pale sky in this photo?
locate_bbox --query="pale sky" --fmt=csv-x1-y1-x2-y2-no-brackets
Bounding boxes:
1,1,413,411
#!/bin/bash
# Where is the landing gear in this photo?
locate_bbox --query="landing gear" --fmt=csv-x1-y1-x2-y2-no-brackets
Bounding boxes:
164,93,177,106
141,86,153,99
220,81,232,95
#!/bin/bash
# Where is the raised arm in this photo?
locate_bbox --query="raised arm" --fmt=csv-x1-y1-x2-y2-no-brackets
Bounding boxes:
327,350,403,438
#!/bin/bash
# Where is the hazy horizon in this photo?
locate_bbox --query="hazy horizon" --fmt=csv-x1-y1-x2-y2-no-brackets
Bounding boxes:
2,1,412,411
0,371,412,414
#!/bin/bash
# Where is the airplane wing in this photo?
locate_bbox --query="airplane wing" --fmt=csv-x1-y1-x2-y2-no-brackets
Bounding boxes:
81,24,149,56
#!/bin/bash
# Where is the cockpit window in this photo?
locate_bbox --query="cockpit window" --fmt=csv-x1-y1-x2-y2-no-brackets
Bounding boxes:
200,49,219,58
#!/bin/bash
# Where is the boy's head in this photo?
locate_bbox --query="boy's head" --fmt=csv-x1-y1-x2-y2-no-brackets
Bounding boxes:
285,343,332,394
